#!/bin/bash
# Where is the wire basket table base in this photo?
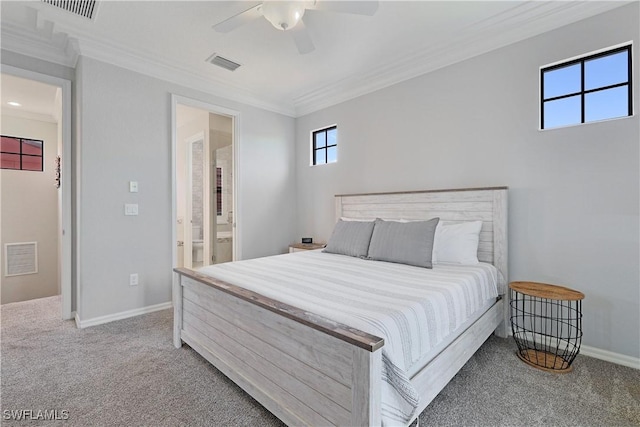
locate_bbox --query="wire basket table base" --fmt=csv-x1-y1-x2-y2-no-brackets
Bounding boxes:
509,282,584,373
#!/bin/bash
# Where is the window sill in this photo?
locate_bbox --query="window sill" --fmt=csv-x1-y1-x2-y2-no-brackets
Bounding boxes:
538,113,636,132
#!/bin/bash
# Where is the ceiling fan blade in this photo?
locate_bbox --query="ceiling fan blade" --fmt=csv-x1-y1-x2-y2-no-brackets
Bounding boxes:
290,20,315,55
311,0,379,16
213,3,263,33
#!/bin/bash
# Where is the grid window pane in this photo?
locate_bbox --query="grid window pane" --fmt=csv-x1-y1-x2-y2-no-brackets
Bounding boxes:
543,95,581,129
585,51,628,91
1,136,20,153
541,45,632,129
314,132,326,149
585,86,629,122
327,146,337,163
22,156,43,171
327,128,337,146
22,140,43,156
1,136,44,171
543,64,581,99
1,153,21,170
315,148,326,165
312,126,337,165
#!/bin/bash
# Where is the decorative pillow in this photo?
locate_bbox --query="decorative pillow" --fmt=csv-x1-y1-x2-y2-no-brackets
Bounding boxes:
367,217,439,268
323,219,375,258
432,221,483,265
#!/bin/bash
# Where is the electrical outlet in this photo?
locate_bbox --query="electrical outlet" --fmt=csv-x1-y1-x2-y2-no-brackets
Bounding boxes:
129,273,139,286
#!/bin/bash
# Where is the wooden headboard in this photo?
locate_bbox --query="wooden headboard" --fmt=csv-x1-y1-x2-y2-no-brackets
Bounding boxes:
335,187,508,287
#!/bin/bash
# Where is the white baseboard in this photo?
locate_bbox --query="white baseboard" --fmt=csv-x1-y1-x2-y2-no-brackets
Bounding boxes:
505,331,639,370
75,302,172,329
580,344,640,370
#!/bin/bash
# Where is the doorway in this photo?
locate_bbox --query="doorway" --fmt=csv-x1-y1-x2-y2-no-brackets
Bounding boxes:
0,67,72,320
172,96,237,271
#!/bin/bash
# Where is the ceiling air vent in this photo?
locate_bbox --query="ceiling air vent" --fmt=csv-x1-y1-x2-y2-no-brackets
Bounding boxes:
206,54,242,72
41,0,97,20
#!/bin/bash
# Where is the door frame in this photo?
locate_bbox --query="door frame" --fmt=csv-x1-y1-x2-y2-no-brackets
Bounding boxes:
171,95,240,273
2,65,73,320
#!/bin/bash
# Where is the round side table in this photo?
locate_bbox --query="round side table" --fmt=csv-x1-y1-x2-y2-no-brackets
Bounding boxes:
509,281,584,373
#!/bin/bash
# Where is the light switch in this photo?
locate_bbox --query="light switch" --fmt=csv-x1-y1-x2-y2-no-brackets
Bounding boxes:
129,181,138,193
124,204,139,216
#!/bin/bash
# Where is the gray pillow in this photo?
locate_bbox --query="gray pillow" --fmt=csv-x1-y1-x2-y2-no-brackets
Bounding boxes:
323,220,375,258
367,218,440,268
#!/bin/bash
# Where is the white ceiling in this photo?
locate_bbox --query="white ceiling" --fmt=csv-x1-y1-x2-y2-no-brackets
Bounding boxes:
0,1,630,117
1,73,59,122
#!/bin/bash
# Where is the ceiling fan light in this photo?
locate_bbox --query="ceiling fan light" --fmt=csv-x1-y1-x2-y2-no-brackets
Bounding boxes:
261,1,307,31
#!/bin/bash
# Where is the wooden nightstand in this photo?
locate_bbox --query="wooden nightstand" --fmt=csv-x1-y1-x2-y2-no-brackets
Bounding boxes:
289,243,325,253
509,281,584,373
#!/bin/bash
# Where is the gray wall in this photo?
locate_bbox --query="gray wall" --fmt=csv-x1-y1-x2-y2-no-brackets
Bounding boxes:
1,116,59,304
75,56,296,321
295,4,639,358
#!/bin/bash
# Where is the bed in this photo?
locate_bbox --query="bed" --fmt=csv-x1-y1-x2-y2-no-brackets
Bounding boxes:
173,187,508,426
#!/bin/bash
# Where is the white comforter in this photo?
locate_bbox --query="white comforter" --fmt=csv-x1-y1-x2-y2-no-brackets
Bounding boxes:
197,250,500,426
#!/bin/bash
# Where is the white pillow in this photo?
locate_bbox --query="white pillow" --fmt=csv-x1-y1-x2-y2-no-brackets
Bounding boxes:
340,217,376,222
432,221,483,265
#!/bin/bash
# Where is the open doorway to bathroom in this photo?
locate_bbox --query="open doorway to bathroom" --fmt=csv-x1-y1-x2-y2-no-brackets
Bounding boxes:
173,98,236,270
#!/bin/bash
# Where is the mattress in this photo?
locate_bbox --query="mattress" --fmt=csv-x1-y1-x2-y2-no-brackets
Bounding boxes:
197,250,500,426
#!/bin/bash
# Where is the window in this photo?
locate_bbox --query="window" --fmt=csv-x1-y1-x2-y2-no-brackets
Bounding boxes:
541,44,632,129
312,125,337,165
0,135,44,171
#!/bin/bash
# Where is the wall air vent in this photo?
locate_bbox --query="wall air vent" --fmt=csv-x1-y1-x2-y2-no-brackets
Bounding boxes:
206,53,242,72
5,242,38,277
41,0,97,20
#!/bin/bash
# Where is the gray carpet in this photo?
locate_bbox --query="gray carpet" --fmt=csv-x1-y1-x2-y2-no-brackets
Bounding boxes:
1,296,638,426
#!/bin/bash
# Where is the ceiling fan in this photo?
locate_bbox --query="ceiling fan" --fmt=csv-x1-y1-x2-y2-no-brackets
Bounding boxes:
213,1,379,55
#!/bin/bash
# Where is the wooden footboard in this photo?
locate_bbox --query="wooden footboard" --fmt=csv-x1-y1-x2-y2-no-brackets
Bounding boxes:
173,268,385,426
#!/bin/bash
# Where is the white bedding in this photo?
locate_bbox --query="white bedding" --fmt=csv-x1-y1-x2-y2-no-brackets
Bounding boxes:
197,250,500,426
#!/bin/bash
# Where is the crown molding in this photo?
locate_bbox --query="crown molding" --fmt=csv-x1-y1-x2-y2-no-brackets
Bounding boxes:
1,21,77,68
2,108,57,124
71,35,296,117
292,1,632,117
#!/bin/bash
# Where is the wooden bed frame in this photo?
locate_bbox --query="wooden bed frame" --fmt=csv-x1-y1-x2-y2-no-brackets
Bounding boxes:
173,187,508,426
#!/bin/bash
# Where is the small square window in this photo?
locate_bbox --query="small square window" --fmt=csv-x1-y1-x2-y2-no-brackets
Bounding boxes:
541,44,632,129
311,126,337,166
0,135,44,171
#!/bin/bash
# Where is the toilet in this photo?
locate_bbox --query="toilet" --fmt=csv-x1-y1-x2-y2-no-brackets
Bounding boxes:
192,225,204,263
